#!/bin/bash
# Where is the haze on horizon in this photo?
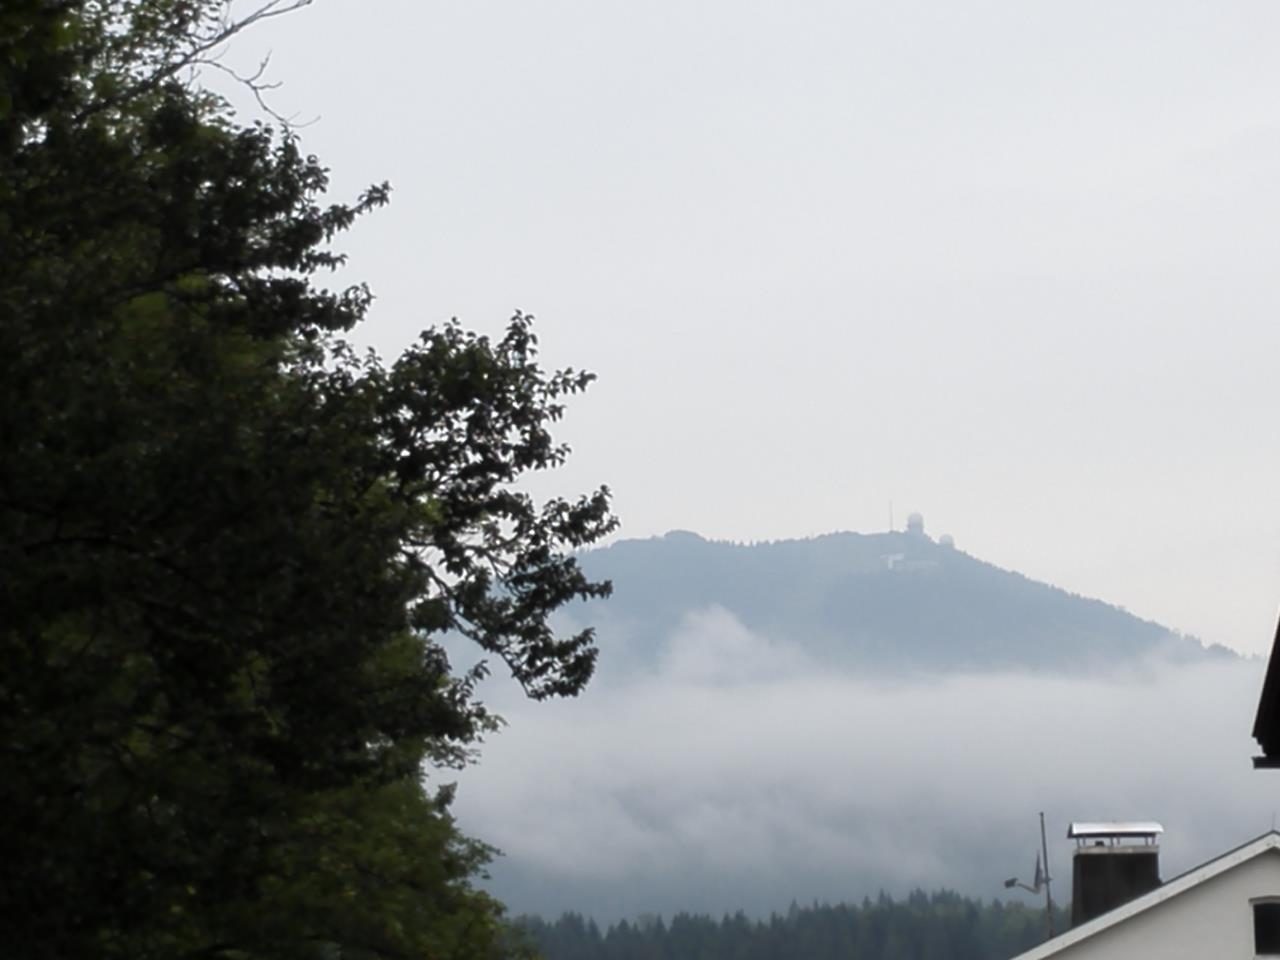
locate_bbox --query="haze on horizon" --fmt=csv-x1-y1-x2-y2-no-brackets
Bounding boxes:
219,1,1280,656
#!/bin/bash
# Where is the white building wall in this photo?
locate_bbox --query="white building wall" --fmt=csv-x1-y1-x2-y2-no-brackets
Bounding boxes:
1045,849,1280,959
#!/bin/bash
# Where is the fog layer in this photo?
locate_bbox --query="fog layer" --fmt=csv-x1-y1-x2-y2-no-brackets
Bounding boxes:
453,608,1269,920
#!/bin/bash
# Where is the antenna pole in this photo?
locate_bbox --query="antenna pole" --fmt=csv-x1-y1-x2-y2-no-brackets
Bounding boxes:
1040,811,1055,940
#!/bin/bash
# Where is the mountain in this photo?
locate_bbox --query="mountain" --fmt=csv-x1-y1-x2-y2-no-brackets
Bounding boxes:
574,529,1232,672
460,527,1259,925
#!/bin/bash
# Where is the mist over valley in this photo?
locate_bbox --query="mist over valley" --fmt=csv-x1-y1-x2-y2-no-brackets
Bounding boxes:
453,526,1268,922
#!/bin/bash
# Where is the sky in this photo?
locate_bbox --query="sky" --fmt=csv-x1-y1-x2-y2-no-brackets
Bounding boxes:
217,1,1280,655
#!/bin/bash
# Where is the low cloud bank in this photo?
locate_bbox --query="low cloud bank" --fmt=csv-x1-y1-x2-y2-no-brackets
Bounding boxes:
451,607,1270,921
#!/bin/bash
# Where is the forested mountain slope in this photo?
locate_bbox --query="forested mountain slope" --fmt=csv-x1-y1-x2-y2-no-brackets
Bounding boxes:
460,531,1261,926
575,529,1231,672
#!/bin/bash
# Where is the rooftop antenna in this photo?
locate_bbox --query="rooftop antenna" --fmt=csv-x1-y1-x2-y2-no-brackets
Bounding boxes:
1003,812,1055,942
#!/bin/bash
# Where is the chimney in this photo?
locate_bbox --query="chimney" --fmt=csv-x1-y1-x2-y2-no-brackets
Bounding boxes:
1068,821,1163,926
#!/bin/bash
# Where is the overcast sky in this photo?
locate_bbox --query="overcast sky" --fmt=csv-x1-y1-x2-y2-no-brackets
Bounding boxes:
222,1,1280,655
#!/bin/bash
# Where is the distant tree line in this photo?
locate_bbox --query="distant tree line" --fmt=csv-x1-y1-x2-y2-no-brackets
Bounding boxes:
516,890,1071,960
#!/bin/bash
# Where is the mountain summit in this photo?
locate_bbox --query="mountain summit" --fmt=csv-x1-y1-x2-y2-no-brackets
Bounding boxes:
577,528,1231,672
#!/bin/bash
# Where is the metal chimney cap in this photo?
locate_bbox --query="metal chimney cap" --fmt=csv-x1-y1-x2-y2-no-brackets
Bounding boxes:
1068,821,1164,840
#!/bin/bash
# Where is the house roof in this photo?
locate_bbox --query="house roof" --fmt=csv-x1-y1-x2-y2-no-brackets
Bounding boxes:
1252,614,1280,766
1012,831,1280,960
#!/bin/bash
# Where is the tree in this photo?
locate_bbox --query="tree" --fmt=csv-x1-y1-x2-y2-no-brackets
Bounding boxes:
0,3,616,957
520,895,1066,960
